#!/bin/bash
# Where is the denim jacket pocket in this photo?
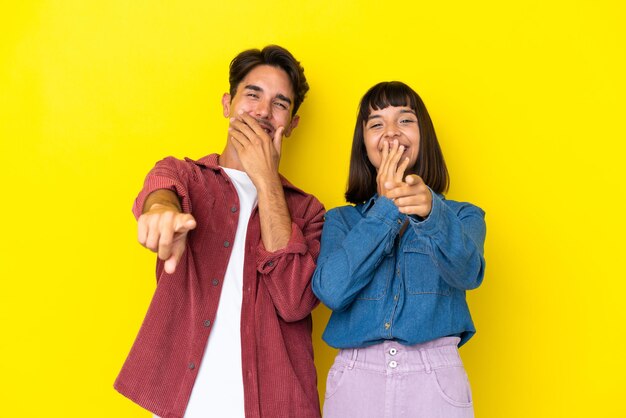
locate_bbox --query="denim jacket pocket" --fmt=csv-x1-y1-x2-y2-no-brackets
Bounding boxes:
356,254,392,300
403,241,452,296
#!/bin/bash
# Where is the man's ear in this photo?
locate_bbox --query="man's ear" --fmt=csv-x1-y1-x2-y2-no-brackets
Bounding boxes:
222,93,231,117
283,115,300,137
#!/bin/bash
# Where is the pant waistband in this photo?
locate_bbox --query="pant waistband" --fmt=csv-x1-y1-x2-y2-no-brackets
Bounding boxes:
335,337,462,373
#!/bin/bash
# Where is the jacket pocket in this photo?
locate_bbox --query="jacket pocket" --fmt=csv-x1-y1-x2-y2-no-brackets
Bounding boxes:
403,241,452,296
356,255,392,300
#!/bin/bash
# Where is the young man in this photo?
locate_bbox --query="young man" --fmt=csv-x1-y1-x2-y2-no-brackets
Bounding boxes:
115,45,324,418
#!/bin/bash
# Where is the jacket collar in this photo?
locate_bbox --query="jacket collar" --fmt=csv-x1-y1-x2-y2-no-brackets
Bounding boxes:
184,153,304,194
360,194,379,213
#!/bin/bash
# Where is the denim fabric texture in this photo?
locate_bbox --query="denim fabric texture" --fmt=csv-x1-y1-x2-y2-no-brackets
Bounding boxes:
312,193,486,349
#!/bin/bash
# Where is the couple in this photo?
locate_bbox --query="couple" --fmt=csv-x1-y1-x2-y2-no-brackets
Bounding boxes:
114,45,486,418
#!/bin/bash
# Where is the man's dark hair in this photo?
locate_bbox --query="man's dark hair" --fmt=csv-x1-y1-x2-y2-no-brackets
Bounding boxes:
345,81,449,204
229,45,309,116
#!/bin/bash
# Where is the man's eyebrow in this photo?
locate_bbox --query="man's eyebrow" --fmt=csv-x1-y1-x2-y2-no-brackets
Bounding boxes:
244,84,263,92
244,84,292,105
275,94,292,105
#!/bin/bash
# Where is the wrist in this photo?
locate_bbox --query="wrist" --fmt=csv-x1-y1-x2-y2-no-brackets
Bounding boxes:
143,189,182,214
254,173,283,195
148,201,181,213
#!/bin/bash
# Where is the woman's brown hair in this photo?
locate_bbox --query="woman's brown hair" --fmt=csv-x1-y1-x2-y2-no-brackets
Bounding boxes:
345,81,449,204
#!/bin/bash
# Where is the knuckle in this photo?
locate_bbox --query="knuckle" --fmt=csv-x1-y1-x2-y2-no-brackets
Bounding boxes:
158,242,173,255
145,241,158,252
159,235,172,246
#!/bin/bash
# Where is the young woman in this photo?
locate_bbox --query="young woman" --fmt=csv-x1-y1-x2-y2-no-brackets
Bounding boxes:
312,81,486,418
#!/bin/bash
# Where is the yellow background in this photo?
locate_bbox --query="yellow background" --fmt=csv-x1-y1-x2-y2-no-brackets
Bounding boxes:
1,1,625,417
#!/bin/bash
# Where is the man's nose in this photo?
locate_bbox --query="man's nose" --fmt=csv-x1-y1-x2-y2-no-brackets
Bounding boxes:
254,100,271,119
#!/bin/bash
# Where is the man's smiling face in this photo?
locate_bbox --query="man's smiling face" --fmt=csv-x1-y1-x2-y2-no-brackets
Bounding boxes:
222,64,299,138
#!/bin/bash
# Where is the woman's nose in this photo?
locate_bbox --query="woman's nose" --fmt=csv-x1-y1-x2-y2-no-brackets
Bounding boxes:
384,126,400,138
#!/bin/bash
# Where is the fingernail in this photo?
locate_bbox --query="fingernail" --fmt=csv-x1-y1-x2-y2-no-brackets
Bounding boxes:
238,109,244,115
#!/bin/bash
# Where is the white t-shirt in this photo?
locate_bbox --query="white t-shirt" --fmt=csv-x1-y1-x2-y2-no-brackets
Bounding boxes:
155,167,257,418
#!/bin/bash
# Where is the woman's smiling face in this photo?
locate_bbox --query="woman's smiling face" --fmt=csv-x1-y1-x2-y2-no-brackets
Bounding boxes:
363,105,420,170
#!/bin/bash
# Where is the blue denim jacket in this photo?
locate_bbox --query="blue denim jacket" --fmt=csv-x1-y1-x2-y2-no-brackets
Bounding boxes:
312,193,486,349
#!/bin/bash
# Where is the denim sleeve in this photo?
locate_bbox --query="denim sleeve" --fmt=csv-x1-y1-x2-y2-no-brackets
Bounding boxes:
312,197,405,312
409,192,486,290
